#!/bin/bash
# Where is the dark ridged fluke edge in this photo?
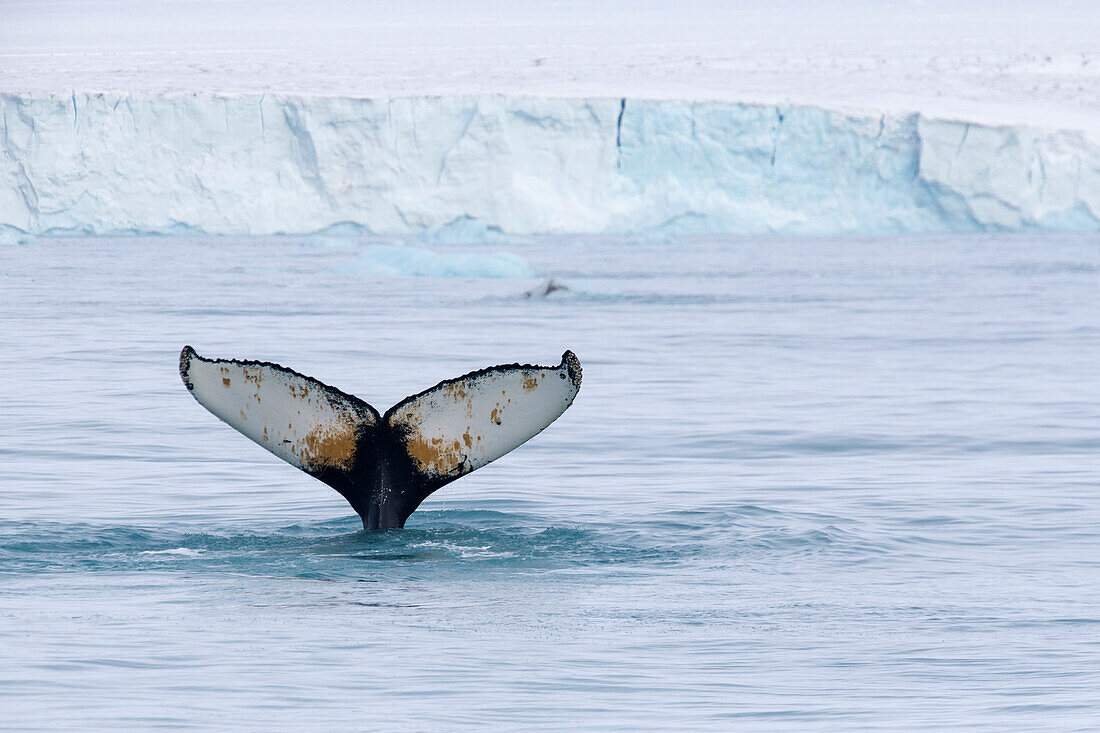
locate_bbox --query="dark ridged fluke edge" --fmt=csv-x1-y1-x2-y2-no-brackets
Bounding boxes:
383,350,581,420
179,345,379,419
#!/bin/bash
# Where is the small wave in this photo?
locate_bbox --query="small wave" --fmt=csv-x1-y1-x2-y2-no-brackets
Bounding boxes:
409,540,517,559
0,513,666,575
0,504,882,579
138,548,204,557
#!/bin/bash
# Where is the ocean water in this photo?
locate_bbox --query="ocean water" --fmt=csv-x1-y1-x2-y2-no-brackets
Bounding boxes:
1,233,1098,730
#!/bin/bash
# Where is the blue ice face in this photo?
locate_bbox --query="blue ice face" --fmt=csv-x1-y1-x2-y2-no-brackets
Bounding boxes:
2,94,1097,239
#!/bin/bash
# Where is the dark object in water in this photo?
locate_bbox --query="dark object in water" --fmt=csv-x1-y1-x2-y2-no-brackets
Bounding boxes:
524,278,570,298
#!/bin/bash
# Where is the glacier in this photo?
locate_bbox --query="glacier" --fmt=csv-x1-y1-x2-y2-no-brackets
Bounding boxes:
2,92,1099,237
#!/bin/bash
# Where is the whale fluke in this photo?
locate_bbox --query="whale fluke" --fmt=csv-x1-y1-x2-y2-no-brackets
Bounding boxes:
523,278,570,298
179,346,582,529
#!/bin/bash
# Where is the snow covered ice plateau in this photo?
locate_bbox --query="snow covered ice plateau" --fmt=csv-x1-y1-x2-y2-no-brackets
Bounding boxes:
3,0,1100,238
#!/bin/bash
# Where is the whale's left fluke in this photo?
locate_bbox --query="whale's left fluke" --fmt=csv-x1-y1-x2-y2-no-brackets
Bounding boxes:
179,346,581,529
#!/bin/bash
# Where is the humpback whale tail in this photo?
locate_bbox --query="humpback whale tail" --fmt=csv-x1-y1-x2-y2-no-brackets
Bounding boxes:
178,346,582,530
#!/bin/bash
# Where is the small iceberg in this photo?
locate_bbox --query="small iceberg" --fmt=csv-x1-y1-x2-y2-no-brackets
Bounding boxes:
418,216,504,245
0,228,35,245
301,233,360,250
337,244,534,278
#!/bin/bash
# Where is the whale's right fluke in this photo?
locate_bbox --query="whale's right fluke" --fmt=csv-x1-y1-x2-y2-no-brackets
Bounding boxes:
179,347,581,529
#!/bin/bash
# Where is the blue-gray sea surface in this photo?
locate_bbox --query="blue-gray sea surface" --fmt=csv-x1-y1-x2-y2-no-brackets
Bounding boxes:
1,233,1098,730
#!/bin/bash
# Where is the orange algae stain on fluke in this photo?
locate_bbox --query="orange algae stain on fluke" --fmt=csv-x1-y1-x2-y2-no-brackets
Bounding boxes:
297,420,359,470
404,432,467,477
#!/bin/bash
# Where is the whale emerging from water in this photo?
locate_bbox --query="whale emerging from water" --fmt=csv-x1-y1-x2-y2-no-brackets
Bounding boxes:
179,346,582,529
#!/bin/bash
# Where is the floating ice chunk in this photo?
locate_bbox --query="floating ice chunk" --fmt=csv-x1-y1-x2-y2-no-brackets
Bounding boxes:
337,244,534,278
301,234,359,249
418,217,505,245
0,228,34,245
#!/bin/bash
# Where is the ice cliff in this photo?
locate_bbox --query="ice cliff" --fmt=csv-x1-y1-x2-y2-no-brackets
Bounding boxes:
2,93,1098,237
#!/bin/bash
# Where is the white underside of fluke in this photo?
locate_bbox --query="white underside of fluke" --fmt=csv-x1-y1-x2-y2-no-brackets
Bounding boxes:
387,353,582,480
180,347,377,474
180,347,582,495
